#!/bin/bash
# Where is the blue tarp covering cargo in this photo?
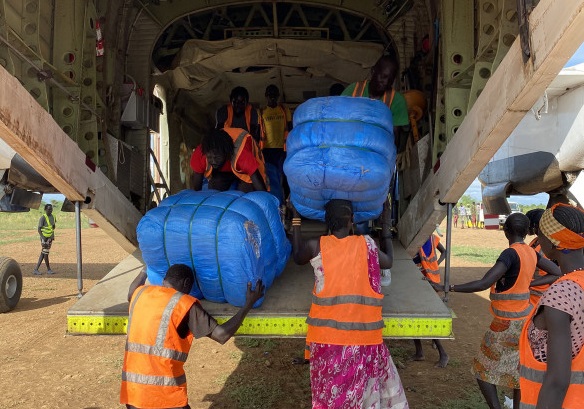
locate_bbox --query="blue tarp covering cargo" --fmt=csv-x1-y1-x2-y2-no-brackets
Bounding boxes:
284,96,396,223
137,190,291,307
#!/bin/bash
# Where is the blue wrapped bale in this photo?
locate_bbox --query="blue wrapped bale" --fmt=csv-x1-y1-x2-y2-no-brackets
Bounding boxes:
284,96,396,223
137,190,291,307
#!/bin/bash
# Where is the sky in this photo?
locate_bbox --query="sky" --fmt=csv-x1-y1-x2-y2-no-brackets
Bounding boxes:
566,42,584,67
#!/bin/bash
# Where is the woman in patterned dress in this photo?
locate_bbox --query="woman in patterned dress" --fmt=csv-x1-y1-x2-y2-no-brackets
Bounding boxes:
519,204,584,408
431,213,560,409
291,199,409,409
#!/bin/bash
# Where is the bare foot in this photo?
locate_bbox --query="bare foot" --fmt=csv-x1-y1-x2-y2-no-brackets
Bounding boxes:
435,354,449,368
411,353,425,361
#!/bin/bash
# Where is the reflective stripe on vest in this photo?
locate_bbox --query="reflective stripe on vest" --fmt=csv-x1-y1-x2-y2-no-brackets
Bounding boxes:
225,104,253,131
306,235,384,346
122,371,187,387
489,243,536,320
41,213,55,237
520,366,584,385
121,286,196,408
351,80,395,108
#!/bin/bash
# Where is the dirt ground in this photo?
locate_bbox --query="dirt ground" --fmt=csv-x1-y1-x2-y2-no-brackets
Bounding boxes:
0,225,510,409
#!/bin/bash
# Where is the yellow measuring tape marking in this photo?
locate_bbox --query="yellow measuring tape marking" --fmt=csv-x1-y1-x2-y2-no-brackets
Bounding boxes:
67,314,452,338
68,316,128,335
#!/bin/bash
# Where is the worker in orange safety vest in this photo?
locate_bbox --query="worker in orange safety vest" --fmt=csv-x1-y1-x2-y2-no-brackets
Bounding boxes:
120,264,264,409
519,204,584,408
190,128,268,192
215,86,260,144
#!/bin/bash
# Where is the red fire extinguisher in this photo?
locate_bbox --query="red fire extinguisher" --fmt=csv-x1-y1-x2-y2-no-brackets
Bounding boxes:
96,20,104,57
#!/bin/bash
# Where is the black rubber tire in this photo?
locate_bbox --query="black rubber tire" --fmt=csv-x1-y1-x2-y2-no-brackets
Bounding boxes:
0,256,22,313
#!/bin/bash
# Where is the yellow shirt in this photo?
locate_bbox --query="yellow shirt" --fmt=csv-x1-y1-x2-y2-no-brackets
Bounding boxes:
261,105,291,149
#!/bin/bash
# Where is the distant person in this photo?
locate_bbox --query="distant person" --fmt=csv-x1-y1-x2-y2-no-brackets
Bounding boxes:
471,202,478,228
290,199,408,408
190,128,268,192
430,213,560,409
120,264,264,409
519,204,584,408
33,203,56,275
260,84,292,206
525,208,558,306
453,203,459,228
328,82,345,96
479,203,485,228
215,86,260,143
458,204,467,229
412,232,449,367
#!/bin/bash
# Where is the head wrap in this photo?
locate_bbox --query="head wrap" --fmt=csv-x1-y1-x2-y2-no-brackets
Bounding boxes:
539,204,584,250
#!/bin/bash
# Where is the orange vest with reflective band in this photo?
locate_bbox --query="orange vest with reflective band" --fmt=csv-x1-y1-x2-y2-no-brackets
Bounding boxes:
306,235,384,346
419,234,440,283
352,80,396,109
520,270,584,408
225,104,254,132
489,243,536,320
120,285,197,409
528,237,551,306
204,128,269,189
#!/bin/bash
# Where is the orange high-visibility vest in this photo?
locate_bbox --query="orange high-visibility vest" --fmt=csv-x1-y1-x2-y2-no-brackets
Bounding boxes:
352,80,396,109
306,235,384,346
120,285,197,409
419,234,441,283
489,243,536,320
204,128,269,189
520,270,584,408
528,237,551,306
225,104,254,132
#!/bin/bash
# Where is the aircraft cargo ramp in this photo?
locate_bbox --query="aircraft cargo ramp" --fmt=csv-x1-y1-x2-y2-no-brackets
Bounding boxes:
67,239,453,339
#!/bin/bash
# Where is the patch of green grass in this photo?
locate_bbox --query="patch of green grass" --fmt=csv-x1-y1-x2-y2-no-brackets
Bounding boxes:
451,245,502,264
238,338,279,351
228,380,283,409
0,236,38,245
0,201,90,230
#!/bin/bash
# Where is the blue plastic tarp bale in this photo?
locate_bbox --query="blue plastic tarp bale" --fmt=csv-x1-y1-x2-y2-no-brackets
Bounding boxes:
137,190,291,307
284,96,397,223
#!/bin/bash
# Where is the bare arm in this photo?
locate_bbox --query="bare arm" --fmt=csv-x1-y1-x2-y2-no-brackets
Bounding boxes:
191,172,203,191
537,257,562,276
378,223,393,270
290,206,319,265
250,169,267,191
530,274,559,288
536,306,572,408
436,243,446,265
431,261,507,293
206,280,265,344
128,269,147,302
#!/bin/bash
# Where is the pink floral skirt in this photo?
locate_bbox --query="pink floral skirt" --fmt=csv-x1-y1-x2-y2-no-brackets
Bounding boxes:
310,342,409,409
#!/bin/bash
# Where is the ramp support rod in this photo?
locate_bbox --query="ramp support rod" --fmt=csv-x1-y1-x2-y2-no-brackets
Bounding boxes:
75,201,83,298
443,203,453,303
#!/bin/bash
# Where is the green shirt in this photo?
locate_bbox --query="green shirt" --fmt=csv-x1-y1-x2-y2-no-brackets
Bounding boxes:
342,82,409,127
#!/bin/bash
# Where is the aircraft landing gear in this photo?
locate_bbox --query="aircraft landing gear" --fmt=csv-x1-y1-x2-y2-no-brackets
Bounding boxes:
0,257,22,313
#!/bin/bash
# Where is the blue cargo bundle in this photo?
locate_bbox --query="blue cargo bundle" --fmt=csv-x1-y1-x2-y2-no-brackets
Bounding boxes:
137,190,291,307
284,96,396,223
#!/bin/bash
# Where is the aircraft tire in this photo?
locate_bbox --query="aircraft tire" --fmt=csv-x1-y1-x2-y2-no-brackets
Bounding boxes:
0,256,22,313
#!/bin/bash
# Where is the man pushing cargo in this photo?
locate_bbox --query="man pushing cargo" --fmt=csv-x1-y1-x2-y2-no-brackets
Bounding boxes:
120,264,264,409
190,128,268,192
